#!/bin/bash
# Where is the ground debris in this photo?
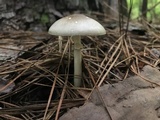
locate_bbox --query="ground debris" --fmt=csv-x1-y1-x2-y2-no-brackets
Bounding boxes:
0,31,50,61
0,27,159,119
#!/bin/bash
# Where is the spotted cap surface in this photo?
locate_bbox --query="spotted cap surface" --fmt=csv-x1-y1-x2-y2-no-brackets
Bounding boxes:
48,14,106,36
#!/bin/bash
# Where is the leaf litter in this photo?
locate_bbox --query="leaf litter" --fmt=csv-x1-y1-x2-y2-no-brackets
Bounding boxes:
0,20,159,120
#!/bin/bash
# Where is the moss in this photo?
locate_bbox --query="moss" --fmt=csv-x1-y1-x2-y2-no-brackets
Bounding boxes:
41,14,49,25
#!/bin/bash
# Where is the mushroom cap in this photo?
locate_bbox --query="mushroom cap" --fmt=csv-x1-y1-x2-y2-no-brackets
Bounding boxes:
48,14,106,36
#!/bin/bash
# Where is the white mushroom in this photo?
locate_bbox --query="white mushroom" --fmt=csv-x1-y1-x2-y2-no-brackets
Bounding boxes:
48,14,106,87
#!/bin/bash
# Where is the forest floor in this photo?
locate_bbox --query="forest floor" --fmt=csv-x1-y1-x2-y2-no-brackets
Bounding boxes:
0,1,160,120
0,19,159,120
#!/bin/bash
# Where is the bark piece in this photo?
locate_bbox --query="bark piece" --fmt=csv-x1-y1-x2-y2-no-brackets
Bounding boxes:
59,65,160,120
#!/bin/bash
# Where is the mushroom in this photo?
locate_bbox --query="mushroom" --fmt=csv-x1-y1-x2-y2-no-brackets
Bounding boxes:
48,14,106,87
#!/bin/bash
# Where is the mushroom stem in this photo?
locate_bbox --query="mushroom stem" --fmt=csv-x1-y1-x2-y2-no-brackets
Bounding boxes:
58,36,63,53
72,35,82,87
